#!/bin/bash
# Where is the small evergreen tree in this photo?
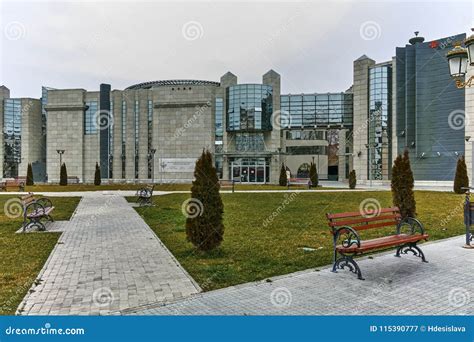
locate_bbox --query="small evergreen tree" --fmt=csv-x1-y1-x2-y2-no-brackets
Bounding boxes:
453,155,469,194
309,162,318,187
59,163,68,186
279,163,287,186
94,162,101,186
349,169,356,189
26,163,34,186
185,149,224,251
391,149,416,218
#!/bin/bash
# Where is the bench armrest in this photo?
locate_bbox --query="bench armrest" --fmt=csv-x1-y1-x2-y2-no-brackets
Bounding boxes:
24,201,46,218
333,226,361,249
36,197,52,208
136,189,152,197
397,217,425,235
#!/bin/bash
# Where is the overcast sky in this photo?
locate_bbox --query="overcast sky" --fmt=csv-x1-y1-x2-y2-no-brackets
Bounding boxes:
1,0,473,98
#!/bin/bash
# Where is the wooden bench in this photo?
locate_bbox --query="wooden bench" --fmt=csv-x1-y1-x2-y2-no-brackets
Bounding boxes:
67,176,80,184
287,178,311,189
462,187,474,248
326,207,428,280
219,179,235,193
0,178,25,192
21,193,55,232
136,184,154,206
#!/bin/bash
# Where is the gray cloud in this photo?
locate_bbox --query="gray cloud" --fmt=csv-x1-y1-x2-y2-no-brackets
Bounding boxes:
1,0,472,98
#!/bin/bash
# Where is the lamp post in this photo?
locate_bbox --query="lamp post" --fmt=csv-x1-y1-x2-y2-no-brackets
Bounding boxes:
160,161,167,184
446,28,474,88
365,143,377,187
56,150,65,181
149,148,156,183
365,144,371,187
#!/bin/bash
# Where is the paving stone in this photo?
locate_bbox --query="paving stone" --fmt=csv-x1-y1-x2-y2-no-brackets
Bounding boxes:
17,193,200,315
122,236,474,316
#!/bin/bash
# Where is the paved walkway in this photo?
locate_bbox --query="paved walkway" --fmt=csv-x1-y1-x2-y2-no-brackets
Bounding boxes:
122,236,474,315
17,193,200,315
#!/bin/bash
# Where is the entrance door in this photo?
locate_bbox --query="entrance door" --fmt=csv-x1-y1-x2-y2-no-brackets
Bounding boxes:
241,166,249,182
256,166,265,183
249,166,256,182
231,158,268,184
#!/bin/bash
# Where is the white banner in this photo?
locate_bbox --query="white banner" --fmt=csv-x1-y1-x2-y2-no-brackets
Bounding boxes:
160,158,196,173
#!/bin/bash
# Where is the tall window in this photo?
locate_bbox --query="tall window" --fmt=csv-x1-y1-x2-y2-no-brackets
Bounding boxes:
134,100,139,179
368,64,392,180
109,98,114,178
121,100,127,178
147,100,153,179
3,99,22,178
215,97,223,177
84,101,98,134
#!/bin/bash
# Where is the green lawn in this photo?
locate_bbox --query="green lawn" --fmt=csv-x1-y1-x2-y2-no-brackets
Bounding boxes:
130,191,465,291
20,183,339,192
0,196,80,315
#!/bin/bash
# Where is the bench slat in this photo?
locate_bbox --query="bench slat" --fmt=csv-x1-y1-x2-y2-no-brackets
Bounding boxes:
351,220,400,231
327,207,400,220
336,233,429,253
328,214,401,227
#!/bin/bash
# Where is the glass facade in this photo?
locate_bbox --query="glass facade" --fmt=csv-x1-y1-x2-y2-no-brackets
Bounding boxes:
368,64,392,180
226,84,273,132
84,101,98,134
3,99,22,178
134,100,139,179
234,133,265,152
109,99,114,178
286,130,326,140
280,93,353,128
215,98,224,177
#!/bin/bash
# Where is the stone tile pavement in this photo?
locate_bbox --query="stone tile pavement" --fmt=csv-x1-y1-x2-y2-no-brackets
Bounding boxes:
122,236,474,315
17,193,200,315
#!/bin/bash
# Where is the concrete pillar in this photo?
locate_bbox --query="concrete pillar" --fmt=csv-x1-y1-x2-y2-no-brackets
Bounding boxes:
352,55,375,182
263,70,282,184
138,90,149,180
0,87,10,178
220,71,237,175
124,90,135,180
465,64,474,183
111,91,123,181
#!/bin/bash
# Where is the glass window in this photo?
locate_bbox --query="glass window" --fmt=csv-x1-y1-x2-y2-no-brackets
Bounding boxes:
226,84,273,132
84,101,98,134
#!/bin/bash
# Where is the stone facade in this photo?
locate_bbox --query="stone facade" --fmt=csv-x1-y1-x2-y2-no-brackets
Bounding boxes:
352,55,375,182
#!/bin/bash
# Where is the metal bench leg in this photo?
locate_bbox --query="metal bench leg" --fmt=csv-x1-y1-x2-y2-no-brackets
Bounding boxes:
395,243,428,263
26,218,46,232
332,254,364,280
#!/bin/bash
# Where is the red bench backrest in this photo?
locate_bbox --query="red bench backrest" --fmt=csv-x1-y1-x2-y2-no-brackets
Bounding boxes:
326,207,401,232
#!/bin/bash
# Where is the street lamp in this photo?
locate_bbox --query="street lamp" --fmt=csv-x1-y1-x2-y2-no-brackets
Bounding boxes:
447,28,474,88
160,161,167,184
365,143,377,187
56,149,65,184
149,148,156,183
